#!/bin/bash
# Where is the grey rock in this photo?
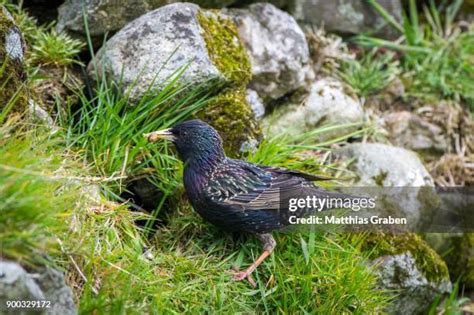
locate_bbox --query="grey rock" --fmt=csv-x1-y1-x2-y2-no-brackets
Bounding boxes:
28,99,55,127
57,0,173,37
88,3,224,102
373,252,451,315
335,143,436,228
262,77,363,139
246,89,265,119
0,261,45,303
291,0,402,39
36,267,77,315
227,3,313,101
57,0,239,40
5,28,23,61
239,138,259,155
336,143,434,187
2,6,24,62
384,111,448,152
0,261,77,315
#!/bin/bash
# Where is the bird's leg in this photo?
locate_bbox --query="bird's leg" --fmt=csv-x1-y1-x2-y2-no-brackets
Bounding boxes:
233,233,276,285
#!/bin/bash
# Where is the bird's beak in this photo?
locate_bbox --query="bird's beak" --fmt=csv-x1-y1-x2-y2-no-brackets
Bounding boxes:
144,128,175,142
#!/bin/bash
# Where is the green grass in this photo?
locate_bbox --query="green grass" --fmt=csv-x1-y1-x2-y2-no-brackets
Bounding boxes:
336,49,400,98
0,116,83,266
0,3,392,313
358,0,474,109
62,93,387,312
1,1,85,69
28,29,85,67
429,280,470,315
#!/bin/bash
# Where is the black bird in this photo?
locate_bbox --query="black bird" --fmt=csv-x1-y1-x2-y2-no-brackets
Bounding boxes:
145,119,345,285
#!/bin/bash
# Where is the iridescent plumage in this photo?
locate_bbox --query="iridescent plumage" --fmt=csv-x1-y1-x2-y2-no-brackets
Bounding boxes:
146,119,340,285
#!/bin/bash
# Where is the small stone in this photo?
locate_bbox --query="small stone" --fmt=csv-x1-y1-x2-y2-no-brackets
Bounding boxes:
5,29,23,61
384,111,448,152
262,77,363,139
28,99,55,127
246,89,265,119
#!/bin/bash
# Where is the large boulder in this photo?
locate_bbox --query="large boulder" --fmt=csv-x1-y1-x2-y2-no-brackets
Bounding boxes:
290,0,402,39
88,3,228,101
0,5,27,113
262,77,363,139
225,3,313,102
88,3,259,156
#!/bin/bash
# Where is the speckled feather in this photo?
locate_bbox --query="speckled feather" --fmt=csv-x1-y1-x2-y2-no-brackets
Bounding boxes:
169,120,339,234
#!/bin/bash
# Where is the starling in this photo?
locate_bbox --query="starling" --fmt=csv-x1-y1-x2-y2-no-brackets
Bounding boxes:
145,119,346,286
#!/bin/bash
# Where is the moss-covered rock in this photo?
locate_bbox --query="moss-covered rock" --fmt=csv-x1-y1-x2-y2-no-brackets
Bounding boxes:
197,9,260,157
198,88,261,157
0,6,27,113
197,10,251,87
88,3,260,156
361,232,449,283
357,232,451,314
426,233,474,289
445,233,474,288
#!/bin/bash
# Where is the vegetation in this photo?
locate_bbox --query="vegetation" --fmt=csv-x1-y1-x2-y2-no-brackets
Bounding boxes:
336,49,400,98
1,0,472,313
0,116,82,266
28,29,85,67
357,0,474,109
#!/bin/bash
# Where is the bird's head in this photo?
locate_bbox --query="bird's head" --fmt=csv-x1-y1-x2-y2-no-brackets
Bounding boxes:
144,119,225,167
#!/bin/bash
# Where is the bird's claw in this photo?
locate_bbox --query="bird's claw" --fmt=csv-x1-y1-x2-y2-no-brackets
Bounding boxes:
231,270,257,287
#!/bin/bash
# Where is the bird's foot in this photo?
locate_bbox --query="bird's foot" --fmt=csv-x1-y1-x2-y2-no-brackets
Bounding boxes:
231,268,257,287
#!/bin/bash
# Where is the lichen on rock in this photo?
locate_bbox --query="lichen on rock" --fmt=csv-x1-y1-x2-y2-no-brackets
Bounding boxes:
0,5,27,113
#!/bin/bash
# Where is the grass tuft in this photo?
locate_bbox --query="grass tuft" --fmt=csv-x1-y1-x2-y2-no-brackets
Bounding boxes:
336,49,400,98
358,0,474,109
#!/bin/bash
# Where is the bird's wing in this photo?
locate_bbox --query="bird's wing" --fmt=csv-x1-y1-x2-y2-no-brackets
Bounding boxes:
259,165,334,182
205,160,317,211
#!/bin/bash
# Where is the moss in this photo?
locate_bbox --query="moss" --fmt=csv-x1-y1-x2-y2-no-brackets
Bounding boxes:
198,88,261,158
443,233,474,289
196,9,260,157
197,10,251,87
0,6,27,114
372,171,388,186
359,232,450,283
